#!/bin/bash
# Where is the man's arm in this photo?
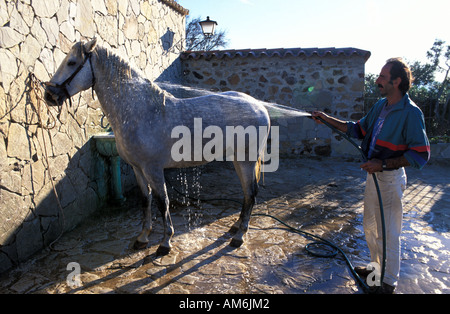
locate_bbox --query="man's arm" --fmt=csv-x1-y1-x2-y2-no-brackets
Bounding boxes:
360,156,411,174
386,156,411,169
311,111,348,133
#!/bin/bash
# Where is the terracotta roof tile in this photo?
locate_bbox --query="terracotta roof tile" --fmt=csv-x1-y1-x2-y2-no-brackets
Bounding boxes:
160,0,189,16
181,47,371,62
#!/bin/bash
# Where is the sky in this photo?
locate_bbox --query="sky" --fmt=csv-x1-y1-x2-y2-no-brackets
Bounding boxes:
178,0,450,77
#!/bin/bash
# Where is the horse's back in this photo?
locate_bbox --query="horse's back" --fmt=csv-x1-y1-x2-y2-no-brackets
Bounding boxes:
166,91,270,128
117,90,271,169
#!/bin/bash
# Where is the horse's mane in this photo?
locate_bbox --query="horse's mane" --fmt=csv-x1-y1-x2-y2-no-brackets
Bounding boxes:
93,46,137,81
92,45,166,106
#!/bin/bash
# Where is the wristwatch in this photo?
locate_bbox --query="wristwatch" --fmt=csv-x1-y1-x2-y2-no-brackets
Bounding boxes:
382,160,388,170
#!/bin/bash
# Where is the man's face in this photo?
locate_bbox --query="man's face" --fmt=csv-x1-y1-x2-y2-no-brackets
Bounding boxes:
375,64,396,97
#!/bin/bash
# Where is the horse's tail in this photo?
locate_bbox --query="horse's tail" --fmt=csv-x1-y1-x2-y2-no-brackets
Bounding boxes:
255,157,262,183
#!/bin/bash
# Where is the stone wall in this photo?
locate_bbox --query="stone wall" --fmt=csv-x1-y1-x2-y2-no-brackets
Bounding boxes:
0,0,188,273
181,48,370,157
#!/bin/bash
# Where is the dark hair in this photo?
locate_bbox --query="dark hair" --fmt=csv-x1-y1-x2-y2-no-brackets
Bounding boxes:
385,57,414,95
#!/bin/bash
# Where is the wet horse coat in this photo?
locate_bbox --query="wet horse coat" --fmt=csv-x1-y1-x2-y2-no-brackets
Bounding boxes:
45,39,271,254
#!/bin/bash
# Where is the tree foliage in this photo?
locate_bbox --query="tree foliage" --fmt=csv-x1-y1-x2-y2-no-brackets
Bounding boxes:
185,16,229,51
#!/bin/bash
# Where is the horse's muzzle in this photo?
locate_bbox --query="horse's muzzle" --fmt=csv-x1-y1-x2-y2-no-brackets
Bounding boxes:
44,83,68,106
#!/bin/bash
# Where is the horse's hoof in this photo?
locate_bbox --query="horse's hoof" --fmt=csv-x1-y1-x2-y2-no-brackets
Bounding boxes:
133,240,148,250
156,245,171,256
229,238,243,248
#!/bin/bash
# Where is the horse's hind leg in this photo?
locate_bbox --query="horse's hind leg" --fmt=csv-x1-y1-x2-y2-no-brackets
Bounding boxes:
230,160,259,248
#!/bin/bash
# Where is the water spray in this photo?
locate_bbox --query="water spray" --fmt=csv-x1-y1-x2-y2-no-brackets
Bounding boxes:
263,103,312,118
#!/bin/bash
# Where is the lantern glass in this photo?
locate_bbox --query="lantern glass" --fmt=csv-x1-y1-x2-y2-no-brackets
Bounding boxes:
199,16,217,37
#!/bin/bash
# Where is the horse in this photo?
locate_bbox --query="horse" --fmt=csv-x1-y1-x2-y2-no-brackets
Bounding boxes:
44,38,271,255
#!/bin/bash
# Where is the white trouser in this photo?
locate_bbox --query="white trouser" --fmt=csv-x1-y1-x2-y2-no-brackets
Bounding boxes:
363,168,407,287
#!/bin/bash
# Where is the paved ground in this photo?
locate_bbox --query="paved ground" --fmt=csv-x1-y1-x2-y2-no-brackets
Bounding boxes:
0,158,448,294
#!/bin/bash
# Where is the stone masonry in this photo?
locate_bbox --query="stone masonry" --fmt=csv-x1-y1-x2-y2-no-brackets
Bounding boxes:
0,0,188,273
2,0,447,285
181,48,371,157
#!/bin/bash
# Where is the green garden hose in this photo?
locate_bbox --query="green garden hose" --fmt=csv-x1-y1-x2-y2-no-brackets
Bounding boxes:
314,115,386,293
165,114,387,293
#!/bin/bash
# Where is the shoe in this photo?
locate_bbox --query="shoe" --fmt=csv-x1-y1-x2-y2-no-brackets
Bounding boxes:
379,283,395,294
369,283,396,294
354,266,396,294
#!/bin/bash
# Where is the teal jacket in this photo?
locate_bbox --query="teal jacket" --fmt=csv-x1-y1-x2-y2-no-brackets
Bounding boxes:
346,94,430,169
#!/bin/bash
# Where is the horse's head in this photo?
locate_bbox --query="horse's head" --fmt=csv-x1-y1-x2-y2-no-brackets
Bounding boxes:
45,38,97,106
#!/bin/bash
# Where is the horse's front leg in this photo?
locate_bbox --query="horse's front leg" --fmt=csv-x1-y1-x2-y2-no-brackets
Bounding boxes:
134,192,153,250
152,187,174,256
133,167,153,250
145,168,174,255
134,166,174,255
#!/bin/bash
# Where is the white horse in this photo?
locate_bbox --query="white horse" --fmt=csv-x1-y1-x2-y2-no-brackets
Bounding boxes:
45,38,271,255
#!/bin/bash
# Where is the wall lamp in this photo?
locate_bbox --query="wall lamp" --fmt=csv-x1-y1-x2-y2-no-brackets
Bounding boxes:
199,16,218,38
165,16,219,53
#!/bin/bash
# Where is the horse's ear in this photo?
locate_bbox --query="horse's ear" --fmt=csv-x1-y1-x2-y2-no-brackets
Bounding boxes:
84,37,97,53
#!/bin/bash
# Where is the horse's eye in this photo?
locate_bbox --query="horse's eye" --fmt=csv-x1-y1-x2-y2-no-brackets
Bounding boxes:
67,61,76,66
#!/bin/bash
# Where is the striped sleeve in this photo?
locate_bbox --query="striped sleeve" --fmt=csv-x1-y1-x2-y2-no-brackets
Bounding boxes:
346,121,365,139
403,108,431,169
346,99,384,140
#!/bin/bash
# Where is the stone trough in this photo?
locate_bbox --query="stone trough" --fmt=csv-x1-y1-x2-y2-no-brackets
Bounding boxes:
93,132,125,204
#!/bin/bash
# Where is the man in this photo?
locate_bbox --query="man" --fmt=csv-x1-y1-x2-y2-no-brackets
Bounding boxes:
312,58,430,293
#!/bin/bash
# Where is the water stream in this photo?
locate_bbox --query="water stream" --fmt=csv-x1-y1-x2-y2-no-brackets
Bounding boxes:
156,81,313,119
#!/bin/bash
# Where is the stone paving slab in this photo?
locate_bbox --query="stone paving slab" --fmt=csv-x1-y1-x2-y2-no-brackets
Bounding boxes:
0,158,448,294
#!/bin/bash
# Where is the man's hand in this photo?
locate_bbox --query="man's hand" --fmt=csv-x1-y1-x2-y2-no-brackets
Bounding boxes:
360,159,383,174
311,111,329,124
311,111,348,133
